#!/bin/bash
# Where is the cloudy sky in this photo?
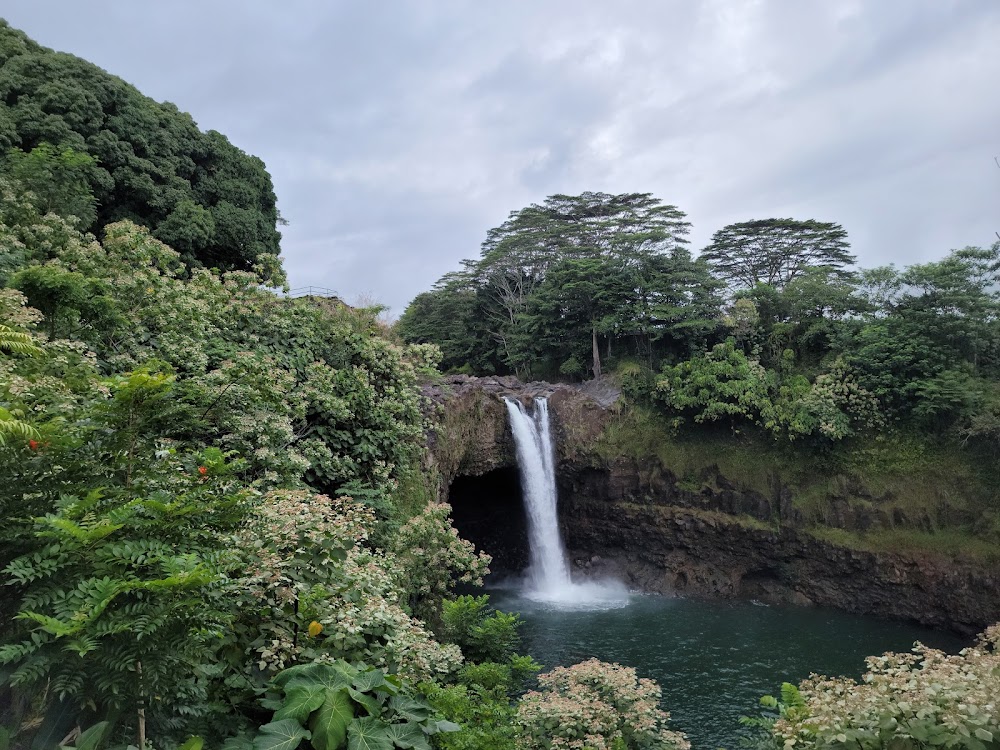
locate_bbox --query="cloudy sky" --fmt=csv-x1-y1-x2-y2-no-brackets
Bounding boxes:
4,1,999,313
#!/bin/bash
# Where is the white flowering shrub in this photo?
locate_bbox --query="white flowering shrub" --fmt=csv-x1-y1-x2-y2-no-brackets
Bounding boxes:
783,359,884,441
517,659,689,750
236,490,463,683
772,623,1000,750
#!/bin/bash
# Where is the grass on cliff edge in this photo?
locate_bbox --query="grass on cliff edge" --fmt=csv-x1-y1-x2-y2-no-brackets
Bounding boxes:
809,526,1000,563
594,403,1000,560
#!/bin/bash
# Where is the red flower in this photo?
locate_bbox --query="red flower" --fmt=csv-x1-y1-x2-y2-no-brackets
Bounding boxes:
28,439,39,451
198,466,208,476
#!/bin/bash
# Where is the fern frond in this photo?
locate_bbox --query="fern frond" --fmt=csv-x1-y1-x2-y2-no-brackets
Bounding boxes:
0,324,40,356
0,408,38,446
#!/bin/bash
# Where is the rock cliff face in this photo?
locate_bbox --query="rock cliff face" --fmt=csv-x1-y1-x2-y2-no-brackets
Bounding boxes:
426,375,1000,635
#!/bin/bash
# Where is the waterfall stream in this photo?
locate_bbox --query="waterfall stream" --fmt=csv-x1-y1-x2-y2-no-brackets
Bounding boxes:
504,396,628,608
504,397,572,592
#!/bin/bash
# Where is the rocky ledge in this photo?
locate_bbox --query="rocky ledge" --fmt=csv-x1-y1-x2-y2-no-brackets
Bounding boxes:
425,375,1000,635
564,502,1000,636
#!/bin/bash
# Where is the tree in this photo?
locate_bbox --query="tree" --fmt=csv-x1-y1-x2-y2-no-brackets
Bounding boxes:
395,272,484,373
489,192,692,378
840,244,1000,418
701,218,855,292
402,192,704,379
0,21,283,282
2,143,97,226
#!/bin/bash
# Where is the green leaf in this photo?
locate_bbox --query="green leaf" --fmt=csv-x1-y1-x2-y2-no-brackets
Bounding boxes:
67,722,110,750
274,685,327,722
433,721,460,734
387,696,432,723
352,669,391,694
348,688,381,717
309,688,354,750
346,717,393,750
252,719,311,750
975,730,994,743
383,723,431,750
280,661,355,692
221,735,254,750
177,738,205,750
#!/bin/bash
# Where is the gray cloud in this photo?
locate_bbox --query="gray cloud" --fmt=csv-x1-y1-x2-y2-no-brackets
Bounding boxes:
3,0,999,312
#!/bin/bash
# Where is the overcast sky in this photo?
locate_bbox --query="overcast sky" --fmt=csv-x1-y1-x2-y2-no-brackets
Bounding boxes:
3,1,999,313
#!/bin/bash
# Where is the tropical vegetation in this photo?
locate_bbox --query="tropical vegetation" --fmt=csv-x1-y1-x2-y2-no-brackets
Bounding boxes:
1,17,997,750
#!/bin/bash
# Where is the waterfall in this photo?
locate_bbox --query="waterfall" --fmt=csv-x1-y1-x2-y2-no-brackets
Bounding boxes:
504,397,629,608
504,397,572,593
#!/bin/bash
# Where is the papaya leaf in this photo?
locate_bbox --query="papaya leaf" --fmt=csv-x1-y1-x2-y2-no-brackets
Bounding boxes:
274,685,326,723
386,696,432,723
383,723,430,750
309,688,353,750
346,717,392,750
252,720,310,750
352,669,392,695
347,688,381,717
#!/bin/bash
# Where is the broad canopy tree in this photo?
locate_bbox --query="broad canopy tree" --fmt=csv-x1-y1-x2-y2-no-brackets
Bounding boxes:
399,192,722,379
701,218,855,292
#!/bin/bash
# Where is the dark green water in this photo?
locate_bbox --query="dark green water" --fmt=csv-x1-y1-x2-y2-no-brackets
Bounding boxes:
492,591,967,749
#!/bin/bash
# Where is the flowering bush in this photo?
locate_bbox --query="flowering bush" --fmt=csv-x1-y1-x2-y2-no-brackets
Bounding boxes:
235,491,463,682
782,359,884,441
772,623,1000,750
517,659,689,750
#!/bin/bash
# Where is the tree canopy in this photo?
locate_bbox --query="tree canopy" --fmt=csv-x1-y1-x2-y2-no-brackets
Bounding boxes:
700,218,854,291
398,192,720,379
0,20,283,282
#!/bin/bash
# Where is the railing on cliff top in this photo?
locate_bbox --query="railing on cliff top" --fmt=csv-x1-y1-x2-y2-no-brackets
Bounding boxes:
285,286,340,299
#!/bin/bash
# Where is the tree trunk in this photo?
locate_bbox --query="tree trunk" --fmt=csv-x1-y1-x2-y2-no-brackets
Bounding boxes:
137,660,146,749
592,326,602,379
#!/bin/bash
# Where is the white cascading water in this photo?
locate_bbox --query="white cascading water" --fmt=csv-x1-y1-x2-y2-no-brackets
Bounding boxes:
504,397,630,609
504,397,573,593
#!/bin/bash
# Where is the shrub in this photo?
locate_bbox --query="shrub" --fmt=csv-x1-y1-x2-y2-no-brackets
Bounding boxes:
440,595,522,665
517,659,689,750
233,491,464,684
243,660,459,750
771,623,1000,750
389,503,491,624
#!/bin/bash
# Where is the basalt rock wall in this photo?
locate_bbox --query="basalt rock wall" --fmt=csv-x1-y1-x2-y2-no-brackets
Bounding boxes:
426,375,1000,634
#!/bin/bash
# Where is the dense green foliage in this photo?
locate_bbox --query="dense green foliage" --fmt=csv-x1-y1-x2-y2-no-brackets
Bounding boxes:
246,660,461,750
397,192,720,379
400,192,1000,457
0,20,283,280
0,172,475,746
2,25,997,748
